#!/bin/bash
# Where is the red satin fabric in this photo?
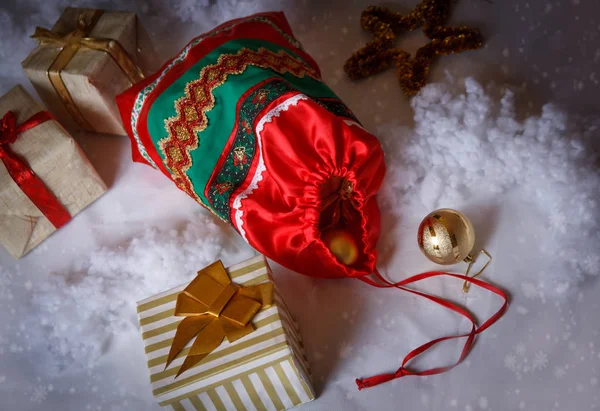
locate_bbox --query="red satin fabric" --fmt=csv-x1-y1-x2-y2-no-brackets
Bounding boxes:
234,95,386,278
355,270,508,389
0,111,71,229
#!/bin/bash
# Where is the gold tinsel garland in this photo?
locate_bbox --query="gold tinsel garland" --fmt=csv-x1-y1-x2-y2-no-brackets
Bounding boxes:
344,0,484,96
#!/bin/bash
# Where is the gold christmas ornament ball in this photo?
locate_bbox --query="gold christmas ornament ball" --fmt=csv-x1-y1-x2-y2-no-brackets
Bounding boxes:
323,229,359,266
417,209,475,265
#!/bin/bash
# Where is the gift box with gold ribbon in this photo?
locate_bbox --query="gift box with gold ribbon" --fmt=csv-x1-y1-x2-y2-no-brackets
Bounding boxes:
136,255,315,410
21,7,158,136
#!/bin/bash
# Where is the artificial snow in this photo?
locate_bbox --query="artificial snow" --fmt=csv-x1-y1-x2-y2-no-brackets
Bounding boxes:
378,77,600,296
26,215,232,374
0,0,599,410
2,75,596,407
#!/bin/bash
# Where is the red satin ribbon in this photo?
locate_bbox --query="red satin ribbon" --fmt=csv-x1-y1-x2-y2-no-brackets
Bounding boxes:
356,269,508,389
0,110,71,229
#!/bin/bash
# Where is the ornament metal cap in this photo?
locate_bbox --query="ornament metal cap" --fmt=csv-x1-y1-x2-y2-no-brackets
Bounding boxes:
417,208,492,293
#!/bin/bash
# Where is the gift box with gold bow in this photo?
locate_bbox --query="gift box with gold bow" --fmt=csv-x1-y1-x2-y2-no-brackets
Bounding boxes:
21,7,158,136
136,255,315,410
0,85,107,258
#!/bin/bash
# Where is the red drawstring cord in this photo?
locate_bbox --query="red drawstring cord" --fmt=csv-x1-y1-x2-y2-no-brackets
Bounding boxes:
355,269,508,390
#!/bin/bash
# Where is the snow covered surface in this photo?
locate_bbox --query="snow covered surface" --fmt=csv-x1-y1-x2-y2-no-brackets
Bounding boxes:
1,0,599,410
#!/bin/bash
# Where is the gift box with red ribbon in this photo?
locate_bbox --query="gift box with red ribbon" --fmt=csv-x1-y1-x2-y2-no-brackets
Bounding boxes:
0,85,107,258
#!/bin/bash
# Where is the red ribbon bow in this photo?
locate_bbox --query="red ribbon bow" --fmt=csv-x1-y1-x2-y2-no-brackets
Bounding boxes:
1,110,71,229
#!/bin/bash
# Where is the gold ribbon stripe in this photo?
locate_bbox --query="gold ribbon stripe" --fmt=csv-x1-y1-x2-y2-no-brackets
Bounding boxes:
147,313,282,367
206,389,225,410
142,319,183,341
163,358,314,408
148,314,292,367
281,326,311,379
148,315,294,378
33,9,145,131
149,317,295,388
269,292,312,375
152,322,308,402
44,9,103,130
286,359,314,401
187,395,205,410
150,328,287,382
159,355,299,407
170,402,185,411
281,332,312,384
143,305,278,355
272,290,313,377
140,308,177,328
240,376,261,408
274,362,302,406
223,382,245,410
142,292,283,343
153,343,290,396
273,289,300,332
257,369,286,410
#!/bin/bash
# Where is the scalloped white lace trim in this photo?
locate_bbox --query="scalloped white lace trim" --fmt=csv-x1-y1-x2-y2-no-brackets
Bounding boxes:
233,93,309,241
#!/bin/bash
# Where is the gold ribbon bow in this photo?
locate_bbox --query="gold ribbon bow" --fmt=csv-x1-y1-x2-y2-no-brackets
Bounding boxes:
31,9,144,131
166,260,274,377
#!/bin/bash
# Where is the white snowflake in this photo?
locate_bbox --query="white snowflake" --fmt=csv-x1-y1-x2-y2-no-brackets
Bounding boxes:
581,255,600,276
516,305,529,315
532,351,549,370
30,385,48,403
504,353,518,372
515,343,527,356
521,283,540,300
554,366,566,379
0,269,13,301
339,341,354,359
548,208,567,233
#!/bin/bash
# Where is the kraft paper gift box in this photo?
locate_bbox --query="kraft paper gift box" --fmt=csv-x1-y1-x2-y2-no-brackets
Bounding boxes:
136,255,315,410
0,85,107,259
21,7,158,136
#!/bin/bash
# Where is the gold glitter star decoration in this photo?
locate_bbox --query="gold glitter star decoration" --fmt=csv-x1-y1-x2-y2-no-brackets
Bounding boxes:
344,0,484,96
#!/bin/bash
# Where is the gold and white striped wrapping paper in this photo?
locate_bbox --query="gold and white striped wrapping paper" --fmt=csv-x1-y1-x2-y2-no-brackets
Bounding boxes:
137,255,315,410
